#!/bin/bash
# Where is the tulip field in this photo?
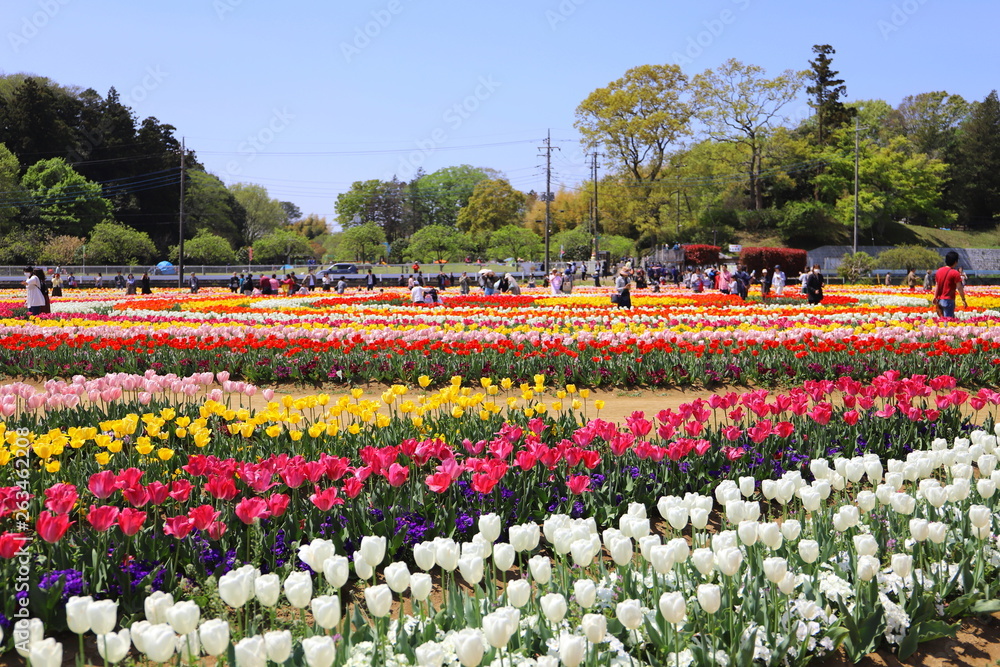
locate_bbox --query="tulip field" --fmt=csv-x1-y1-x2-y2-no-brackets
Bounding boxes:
3,284,1000,666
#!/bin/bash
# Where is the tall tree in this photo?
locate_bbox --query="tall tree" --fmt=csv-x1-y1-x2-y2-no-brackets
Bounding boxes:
806,45,854,144
280,201,302,223
418,165,501,228
340,222,387,263
185,170,243,246
229,183,285,245
488,225,542,262
456,178,526,234
0,143,22,234
893,91,969,159
334,178,407,240
406,224,462,263
950,91,1000,228
20,157,112,237
693,59,806,210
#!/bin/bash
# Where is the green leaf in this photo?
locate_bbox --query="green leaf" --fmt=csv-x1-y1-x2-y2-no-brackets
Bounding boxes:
970,599,1000,615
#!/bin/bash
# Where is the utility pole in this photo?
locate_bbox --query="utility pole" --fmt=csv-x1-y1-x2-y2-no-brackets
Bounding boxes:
589,150,603,286
853,117,860,255
178,137,186,289
538,130,559,274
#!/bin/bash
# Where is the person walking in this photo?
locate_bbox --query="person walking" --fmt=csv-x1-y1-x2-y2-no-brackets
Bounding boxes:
761,268,772,299
806,264,825,305
883,272,891,287
140,272,152,294
23,266,46,317
906,268,918,292
365,269,377,291
51,272,63,297
549,269,563,296
189,272,200,294
733,265,751,301
125,273,136,295
923,268,933,292
614,268,632,308
459,272,470,295
932,251,967,318
772,265,786,297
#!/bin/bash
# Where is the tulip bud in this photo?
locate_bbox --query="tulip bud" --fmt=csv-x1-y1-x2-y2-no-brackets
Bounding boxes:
452,628,485,667
493,543,515,571
891,553,913,579
478,513,501,543
66,596,94,635
165,601,200,636
359,535,386,568
659,591,686,624
528,555,551,585
697,584,721,614
414,541,437,571
762,556,788,584
415,641,445,667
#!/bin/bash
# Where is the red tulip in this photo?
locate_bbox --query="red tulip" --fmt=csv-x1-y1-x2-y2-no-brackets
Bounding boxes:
0,532,28,558
513,451,537,471
122,485,150,507
843,410,860,426
279,465,307,489
267,493,290,517
86,505,120,532
43,483,78,515
169,479,193,502
234,497,270,525
471,473,497,494
163,515,195,539
146,481,170,505
118,508,147,536
88,471,118,499
320,454,349,481
207,521,228,541
116,468,144,489
36,511,73,543
385,463,409,487
342,477,364,499
567,475,591,495
188,505,221,531
204,476,238,500
774,421,795,438
426,472,452,494
722,426,742,442
310,486,344,511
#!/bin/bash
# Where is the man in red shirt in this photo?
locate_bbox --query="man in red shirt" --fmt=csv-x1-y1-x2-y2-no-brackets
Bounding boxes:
933,251,967,318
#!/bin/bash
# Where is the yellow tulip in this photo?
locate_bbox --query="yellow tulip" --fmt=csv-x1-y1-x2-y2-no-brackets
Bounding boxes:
136,442,154,456
157,448,174,461
487,385,499,395
450,375,463,386
45,461,61,473
107,440,123,454
418,375,431,388
95,451,111,465
524,408,535,418
480,377,493,389
595,400,605,411
265,424,282,438
227,423,242,435
566,384,577,394
533,374,545,385
159,408,176,421
375,414,391,428
552,401,563,411
347,423,361,435
193,431,211,448
174,428,188,439
411,416,423,428
0,449,9,466
240,423,255,438
289,430,303,442
451,406,464,418
579,389,590,399
351,388,364,400
500,378,513,390
308,423,325,438
175,416,191,428
571,399,582,411
326,423,339,436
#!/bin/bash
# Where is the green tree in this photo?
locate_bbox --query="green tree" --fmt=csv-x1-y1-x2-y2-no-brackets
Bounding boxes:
288,214,329,239
488,225,542,262
776,201,840,248
806,45,855,145
418,165,501,228
185,170,243,246
406,224,462,262
950,91,1000,228
39,235,85,265
818,133,949,237
280,201,302,223
171,230,237,265
893,92,969,159
552,226,593,261
456,179,526,234
229,183,285,245
21,157,112,237
86,222,157,264
876,245,942,271
693,59,807,210
837,251,876,283
251,230,314,264
340,222,387,263
334,179,408,240
0,143,22,233
0,228,50,264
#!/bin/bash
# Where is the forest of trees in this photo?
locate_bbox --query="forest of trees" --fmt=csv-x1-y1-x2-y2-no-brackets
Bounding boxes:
0,44,997,266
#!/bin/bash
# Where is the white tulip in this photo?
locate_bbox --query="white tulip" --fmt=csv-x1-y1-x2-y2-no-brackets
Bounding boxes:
780,519,801,541
283,571,313,608
757,522,783,550
493,543,515,571
482,610,516,649
891,553,913,579
574,579,596,608
857,555,879,582
608,536,633,566
649,544,675,574
857,490,877,513
97,629,131,664
528,555,551,585
66,596,94,635
415,641,445,667
739,476,756,497
322,555,350,589
414,541,437,571
410,572,433,601
144,591,174,624
359,535,386,568
506,579,531,608
540,593,568,623
508,522,540,552
459,555,484,586
311,595,341,629
890,492,916,515
737,520,758,546
581,613,607,643
616,598,643,630
364,584,393,618
715,547,743,577
762,556,788,584
29,637,62,667
198,619,229,657
798,539,819,564
165,601,200,636
478,513,501,543
697,584,721,614
777,571,798,595
142,624,178,664
692,548,715,576
87,600,118,636
690,507,710,530
353,551,374,579
384,561,411,594
301,635,337,667
970,504,992,529
558,633,587,667
297,538,335,573
853,534,878,557
659,591,686,624
254,573,281,607
13,618,44,658
928,521,948,544
452,628,486,667
218,571,250,608
435,539,460,572
263,630,292,664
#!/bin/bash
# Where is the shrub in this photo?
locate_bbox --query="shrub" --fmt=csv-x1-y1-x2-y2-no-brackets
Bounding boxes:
684,244,721,267
738,247,808,275
837,251,877,283
876,245,943,271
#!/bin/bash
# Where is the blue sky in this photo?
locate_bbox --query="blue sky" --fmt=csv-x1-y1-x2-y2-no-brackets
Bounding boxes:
4,0,996,226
